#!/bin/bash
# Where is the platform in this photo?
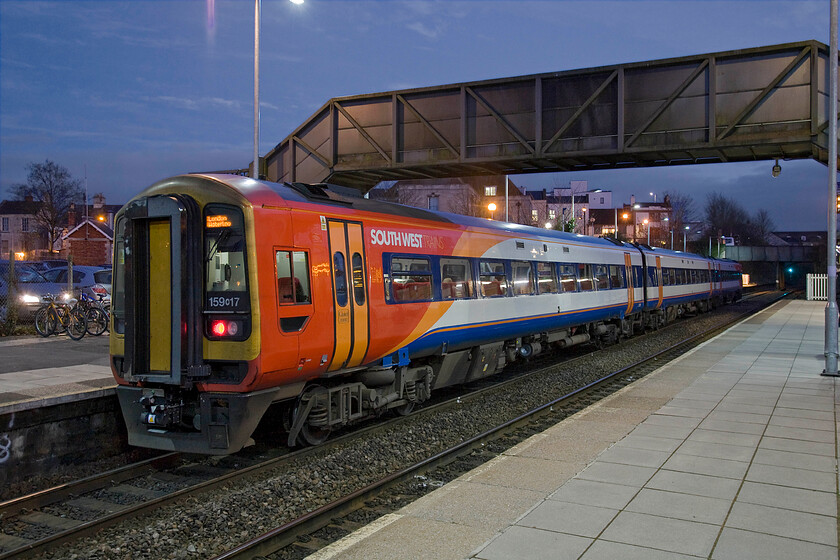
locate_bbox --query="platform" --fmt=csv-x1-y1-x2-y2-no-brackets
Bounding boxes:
0,335,114,414
307,299,839,560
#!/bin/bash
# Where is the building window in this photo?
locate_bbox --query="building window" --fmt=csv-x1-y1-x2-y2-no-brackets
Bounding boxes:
484,186,497,196
531,210,538,222
21,218,29,232
1,217,8,232
600,197,605,204
549,209,556,220
428,195,439,211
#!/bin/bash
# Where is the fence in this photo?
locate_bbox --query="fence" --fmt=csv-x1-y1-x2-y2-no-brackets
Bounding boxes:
807,274,828,301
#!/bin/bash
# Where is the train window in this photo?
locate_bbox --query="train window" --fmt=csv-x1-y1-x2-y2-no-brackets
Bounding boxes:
512,261,534,295
352,253,365,306
479,260,508,297
593,265,610,290
440,258,472,300
609,265,624,289
276,250,312,305
559,264,577,293
647,267,658,287
333,253,348,307
578,264,594,291
633,266,644,288
536,262,557,294
391,256,432,302
206,207,247,293
668,268,676,286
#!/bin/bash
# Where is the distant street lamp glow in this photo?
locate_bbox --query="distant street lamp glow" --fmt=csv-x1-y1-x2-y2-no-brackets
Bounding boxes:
488,202,497,219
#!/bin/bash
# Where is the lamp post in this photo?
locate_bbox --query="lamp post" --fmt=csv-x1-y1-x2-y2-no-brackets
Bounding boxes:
581,207,587,235
643,219,649,245
488,202,497,220
684,226,689,251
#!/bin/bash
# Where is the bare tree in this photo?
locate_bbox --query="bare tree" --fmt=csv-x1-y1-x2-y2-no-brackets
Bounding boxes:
662,190,695,232
13,160,83,253
750,209,776,245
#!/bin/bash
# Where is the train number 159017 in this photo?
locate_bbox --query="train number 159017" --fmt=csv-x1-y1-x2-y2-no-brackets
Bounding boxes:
208,296,240,308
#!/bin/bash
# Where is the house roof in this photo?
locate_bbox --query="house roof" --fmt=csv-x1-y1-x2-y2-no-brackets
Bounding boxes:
0,199,41,215
63,218,113,241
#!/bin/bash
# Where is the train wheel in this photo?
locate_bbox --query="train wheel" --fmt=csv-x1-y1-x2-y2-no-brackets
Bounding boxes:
299,423,331,446
395,402,415,416
291,386,331,446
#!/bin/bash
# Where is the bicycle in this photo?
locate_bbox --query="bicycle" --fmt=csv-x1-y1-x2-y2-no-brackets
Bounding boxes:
74,292,109,336
34,294,87,340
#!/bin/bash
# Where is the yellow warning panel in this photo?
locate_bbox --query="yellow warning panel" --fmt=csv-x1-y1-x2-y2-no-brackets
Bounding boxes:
149,219,171,372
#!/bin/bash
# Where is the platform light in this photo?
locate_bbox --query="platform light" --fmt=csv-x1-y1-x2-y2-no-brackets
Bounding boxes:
772,159,781,178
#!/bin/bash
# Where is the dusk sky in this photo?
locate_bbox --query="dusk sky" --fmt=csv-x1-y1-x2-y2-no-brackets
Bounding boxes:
0,0,835,230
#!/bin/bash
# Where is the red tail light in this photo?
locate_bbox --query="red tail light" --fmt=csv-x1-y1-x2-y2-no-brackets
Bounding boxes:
208,319,241,338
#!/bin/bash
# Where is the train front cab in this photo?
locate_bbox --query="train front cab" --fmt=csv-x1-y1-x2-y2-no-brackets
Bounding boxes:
110,182,276,455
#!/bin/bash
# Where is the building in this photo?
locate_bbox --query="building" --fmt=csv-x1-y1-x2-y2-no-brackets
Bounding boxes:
0,197,50,259
60,194,121,265
61,219,114,266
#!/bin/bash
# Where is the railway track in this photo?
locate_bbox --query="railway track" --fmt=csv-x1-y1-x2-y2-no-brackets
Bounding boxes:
0,291,788,559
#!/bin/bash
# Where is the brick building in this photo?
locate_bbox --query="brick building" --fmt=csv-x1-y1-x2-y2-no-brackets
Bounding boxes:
61,218,114,266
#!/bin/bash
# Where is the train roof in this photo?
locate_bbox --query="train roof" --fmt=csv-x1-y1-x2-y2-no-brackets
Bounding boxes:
182,175,733,265
204,174,635,251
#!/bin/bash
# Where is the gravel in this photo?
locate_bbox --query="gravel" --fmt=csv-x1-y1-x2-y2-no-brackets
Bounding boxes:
28,297,773,559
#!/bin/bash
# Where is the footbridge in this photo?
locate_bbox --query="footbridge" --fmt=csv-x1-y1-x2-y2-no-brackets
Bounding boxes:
260,40,836,190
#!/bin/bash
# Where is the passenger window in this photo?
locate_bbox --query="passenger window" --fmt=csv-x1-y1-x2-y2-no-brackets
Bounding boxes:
559,264,577,292
647,267,659,287
609,265,624,289
479,261,508,297
391,256,432,302
537,262,557,294
276,250,311,305
352,253,365,306
512,261,534,295
440,258,472,300
593,265,610,290
333,253,348,307
578,264,594,291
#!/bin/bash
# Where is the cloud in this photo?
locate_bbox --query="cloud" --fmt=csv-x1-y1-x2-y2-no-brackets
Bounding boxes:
406,21,441,39
150,96,244,112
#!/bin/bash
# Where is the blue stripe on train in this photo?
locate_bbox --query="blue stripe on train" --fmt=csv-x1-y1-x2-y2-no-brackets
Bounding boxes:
405,304,627,356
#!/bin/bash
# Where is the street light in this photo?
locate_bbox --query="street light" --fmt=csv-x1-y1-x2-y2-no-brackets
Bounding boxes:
643,218,649,245
488,202,497,220
684,225,690,251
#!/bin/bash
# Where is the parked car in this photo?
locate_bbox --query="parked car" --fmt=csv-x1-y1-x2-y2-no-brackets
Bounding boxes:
0,261,68,319
42,265,111,302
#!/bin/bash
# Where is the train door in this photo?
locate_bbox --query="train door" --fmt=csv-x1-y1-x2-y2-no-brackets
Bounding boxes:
624,252,635,315
327,220,370,371
118,195,203,384
655,256,664,309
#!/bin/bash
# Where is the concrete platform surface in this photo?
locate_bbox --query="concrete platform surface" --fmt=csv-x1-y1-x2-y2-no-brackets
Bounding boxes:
306,299,839,560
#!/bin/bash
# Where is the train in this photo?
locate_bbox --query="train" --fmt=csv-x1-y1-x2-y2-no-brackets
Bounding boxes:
109,174,742,454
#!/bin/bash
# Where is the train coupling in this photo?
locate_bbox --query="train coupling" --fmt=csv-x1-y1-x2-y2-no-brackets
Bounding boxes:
138,389,184,429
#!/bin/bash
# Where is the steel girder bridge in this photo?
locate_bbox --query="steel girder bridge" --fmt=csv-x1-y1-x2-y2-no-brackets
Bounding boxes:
260,40,836,190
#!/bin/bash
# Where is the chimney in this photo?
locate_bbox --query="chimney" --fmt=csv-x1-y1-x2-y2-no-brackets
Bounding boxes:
24,195,33,202
68,203,76,229
630,194,636,206
93,193,105,209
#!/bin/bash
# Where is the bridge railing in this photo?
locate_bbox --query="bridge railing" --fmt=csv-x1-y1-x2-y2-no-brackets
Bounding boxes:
807,274,829,301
